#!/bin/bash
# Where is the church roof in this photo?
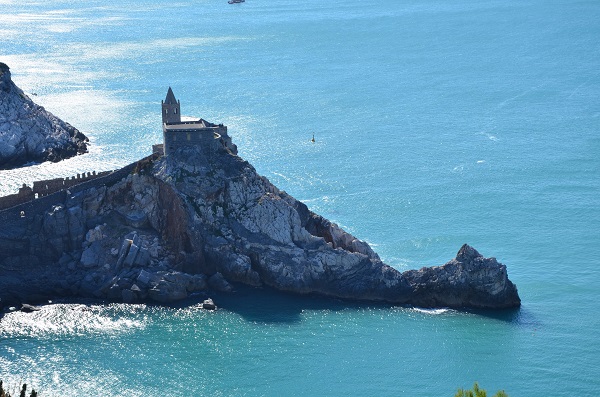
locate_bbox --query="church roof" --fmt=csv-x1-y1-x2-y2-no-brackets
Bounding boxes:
164,87,178,104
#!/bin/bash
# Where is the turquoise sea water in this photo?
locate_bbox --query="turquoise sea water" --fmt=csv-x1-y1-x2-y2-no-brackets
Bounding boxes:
1,0,599,395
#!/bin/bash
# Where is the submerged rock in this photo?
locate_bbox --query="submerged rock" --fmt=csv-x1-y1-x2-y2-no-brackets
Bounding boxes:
0,62,88,169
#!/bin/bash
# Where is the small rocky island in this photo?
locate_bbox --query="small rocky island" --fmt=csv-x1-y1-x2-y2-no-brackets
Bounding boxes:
0,63,88,169
0,89,521,310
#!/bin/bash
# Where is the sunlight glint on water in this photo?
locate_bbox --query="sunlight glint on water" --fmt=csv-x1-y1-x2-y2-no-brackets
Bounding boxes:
1,0,600,395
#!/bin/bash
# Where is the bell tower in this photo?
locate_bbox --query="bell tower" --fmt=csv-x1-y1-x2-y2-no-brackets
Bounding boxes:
161,87,181,124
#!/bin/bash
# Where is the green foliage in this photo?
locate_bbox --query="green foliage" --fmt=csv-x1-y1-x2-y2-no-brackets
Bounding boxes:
0,381,38,397
455,382,509,397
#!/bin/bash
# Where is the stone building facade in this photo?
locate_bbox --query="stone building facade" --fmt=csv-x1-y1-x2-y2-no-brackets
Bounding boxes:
161,87,228,157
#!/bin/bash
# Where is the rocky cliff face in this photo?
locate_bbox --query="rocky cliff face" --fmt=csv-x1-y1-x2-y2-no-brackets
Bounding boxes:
0,127,520,310
0,63,88,169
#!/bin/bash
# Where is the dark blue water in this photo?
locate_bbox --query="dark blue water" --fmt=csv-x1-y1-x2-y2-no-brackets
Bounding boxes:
1,0,599,395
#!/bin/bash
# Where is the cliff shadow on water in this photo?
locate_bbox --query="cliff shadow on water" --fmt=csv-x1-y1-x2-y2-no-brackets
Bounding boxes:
203,284,394,324
465,305,536,327
189,284,524,325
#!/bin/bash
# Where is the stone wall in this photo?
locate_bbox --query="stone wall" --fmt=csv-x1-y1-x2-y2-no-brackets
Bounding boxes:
0,171,110,211
31,170,112,199
0,189,68,240
0,184,34,210
0,153,158,215
152,143,164,155
163,124,227,156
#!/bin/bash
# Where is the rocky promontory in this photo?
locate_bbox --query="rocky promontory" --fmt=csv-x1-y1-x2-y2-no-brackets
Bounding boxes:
0,63,88,169
0,124,520,310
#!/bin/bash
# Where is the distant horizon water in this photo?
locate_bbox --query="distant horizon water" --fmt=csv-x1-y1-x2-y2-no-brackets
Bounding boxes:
1,0,600,396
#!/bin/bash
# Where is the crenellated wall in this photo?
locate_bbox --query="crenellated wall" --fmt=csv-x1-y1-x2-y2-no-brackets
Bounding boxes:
0,184,35,210
31,170,112,199
0,154,158,213
0,171,108,211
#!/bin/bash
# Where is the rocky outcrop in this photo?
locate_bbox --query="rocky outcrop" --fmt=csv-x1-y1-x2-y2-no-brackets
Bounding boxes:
0,63,88,169
401,244,521,308
0,122,520,309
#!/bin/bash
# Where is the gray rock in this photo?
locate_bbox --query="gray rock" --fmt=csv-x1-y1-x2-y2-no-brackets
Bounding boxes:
202,298,216,310
208,272,234,292
124,210,148,228
401,244,521,309
116,238,133,268
67,206,86,246
148,279,188,303
80,245,99,268
20,303,40,313
188,274,207,292
134,248,150,268
121,288,138,304
58,253,72,266
106,284,123,301
114,232,151,268
85,225,104,243
123,243,140,267
0,62,88,169
136,269,153,286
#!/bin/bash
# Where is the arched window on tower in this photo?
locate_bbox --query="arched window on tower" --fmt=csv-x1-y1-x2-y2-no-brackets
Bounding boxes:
174,108,178,114
165,109,168,114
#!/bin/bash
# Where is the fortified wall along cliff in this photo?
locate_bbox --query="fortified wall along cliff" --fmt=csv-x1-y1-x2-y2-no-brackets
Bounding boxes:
0,87,226,213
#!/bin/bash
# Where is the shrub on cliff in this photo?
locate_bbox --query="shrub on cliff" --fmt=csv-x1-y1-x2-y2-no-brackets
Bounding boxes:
455,382,509,397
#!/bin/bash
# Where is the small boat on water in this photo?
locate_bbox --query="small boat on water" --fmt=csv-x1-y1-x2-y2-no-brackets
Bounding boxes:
228,0,245,3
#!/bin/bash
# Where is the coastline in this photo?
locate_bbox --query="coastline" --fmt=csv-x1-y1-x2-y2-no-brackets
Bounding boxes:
0,104,520,310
